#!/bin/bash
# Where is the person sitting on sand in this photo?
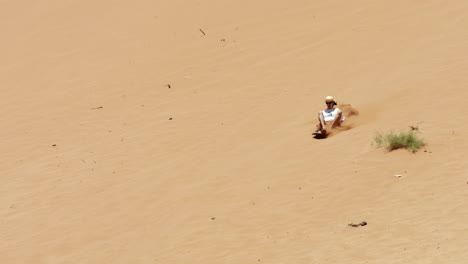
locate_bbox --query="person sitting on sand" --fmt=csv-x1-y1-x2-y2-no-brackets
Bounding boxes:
316,96,345,135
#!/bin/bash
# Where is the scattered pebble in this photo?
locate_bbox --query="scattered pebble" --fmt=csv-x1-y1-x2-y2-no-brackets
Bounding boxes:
168,118,173,120
394,174,403,178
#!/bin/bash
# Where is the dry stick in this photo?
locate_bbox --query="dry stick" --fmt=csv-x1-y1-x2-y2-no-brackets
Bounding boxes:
409,121,423,133
348,221,367,227
199,28,206,36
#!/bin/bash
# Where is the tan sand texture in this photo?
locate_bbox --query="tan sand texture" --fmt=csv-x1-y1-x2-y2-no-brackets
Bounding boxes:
1,1,467,263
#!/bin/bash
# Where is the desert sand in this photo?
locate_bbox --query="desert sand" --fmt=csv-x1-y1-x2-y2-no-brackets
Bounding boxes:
1,1,467,263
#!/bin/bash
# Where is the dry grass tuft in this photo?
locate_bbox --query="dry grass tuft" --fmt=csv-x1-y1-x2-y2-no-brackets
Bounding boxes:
373,130,425,153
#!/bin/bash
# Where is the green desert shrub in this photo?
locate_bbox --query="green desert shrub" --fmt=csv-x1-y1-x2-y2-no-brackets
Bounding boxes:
373,130,425,153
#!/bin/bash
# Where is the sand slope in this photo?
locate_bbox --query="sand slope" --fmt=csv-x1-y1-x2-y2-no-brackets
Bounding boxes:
1,1,467,263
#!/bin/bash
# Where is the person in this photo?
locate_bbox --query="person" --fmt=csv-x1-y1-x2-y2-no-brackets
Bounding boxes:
316,96,345,135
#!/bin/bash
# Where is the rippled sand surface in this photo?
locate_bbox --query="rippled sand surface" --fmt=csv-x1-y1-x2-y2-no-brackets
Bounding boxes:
1,1,467,263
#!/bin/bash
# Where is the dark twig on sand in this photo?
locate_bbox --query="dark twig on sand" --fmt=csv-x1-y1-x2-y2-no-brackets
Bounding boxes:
409,121,423,133
199,28,206,36
348,221,367,227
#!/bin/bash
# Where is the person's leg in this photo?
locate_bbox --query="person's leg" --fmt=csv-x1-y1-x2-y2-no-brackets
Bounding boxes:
317,111,326,132
330,111,343,129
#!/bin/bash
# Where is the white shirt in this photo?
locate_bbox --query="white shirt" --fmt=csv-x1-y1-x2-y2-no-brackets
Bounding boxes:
322,108,345,122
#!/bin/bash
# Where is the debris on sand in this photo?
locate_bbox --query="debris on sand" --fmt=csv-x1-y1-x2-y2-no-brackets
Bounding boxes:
199,28,206,36
348,221,367,227
409,121,423,133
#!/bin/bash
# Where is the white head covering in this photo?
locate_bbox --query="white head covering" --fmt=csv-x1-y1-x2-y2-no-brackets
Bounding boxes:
325,96,334,101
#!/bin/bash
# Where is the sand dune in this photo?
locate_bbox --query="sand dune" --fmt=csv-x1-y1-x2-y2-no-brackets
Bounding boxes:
1,1,467,263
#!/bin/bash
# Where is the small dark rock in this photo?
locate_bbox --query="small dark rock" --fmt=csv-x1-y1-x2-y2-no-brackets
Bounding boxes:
52,144,56,147
211,217,216,220
168,118,173,120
